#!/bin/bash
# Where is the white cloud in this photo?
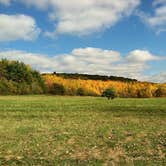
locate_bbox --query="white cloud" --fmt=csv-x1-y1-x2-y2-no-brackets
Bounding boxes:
71,47,121,63
0,14,40,41
138,0,166,32
0,0,10,6
127,50,162,62
17,0,140,36
0,47,165,82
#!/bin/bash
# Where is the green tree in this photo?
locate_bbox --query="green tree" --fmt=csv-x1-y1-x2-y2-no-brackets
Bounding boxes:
102,88,116,100
0,59,45,95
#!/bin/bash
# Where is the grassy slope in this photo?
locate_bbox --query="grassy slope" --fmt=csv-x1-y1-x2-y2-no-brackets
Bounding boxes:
0,96,165,165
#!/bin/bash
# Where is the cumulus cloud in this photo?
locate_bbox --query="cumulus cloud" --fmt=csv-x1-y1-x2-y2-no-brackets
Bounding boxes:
0,14,40,41
16,0,141,36
0,47,165,82
126,50,162,62
138,0,166,33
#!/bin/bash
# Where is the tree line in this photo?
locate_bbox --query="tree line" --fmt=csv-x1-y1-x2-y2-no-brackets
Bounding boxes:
43,72,137,82
0,59,165,97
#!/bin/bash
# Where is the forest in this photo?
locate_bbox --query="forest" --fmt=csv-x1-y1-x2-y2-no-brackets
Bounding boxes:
0,59,166,97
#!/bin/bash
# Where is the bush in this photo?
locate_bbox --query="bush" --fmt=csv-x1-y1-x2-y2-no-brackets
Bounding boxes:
102,88,116,100
49,83,65,95
76,88,85,96
18,82,31,95
137,86,153,98
155,86,166,97
0,79,10,95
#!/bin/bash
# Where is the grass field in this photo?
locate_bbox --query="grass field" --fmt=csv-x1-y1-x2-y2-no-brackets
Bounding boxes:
0,96,165,165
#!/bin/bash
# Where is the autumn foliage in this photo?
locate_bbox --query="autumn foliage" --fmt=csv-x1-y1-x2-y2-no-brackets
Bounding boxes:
43,74,166,98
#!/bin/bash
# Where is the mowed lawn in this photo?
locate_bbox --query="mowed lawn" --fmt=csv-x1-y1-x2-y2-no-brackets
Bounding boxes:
0,96,165,165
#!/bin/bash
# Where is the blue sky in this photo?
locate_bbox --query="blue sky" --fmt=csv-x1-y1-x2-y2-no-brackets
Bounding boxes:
0,0,166,82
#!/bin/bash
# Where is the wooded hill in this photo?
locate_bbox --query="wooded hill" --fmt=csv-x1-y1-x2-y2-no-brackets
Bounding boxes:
43,74,166,98
0,59,166,97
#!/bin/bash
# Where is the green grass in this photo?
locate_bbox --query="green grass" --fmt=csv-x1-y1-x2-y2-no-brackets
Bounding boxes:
0,96,165,165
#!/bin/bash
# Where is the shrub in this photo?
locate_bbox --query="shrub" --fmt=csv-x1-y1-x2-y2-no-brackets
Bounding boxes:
49,83,65,95
102,88,116,100
137,86,153,98
18,82,31,95
0,79,10,95
155,86,166,97
76,88,85,96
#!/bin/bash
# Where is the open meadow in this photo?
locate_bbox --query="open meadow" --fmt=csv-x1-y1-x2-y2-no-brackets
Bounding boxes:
0,96,165,165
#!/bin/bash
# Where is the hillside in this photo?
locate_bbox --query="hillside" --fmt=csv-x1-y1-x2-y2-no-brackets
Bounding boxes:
43,74,166,98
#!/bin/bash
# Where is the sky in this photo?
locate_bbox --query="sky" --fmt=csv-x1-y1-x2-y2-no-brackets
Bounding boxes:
0,0,166,83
